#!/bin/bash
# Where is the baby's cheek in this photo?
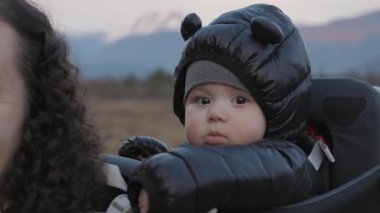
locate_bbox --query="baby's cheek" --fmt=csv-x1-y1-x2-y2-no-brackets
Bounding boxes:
185,119,203,145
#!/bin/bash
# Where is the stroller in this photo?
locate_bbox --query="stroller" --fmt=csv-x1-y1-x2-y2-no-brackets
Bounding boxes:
100,77,380,212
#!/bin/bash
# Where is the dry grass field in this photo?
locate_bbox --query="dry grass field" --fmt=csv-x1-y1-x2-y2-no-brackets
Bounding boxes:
84,72,380,155
87,96,186,154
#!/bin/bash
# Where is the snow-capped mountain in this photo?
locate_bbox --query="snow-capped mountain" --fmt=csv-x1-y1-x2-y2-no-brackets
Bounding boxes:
129,11,183,35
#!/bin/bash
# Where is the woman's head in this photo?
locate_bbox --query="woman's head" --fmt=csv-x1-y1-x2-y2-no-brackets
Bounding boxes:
0,19,28,180
0,0,101,212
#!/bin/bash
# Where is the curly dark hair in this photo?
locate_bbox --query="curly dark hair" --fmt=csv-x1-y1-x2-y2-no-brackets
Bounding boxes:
0,0,103,212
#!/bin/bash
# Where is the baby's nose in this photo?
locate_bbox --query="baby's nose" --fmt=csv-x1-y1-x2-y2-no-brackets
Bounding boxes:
207,102,228,122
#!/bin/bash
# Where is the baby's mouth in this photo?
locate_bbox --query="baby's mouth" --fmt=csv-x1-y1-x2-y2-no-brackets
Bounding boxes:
204,131,227,145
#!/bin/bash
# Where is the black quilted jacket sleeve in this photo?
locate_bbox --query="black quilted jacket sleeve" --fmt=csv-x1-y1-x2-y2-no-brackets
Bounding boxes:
127,139,325,213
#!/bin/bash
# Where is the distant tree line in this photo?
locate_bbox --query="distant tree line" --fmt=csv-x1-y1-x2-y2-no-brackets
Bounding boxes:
85,67,380,100
313,69,380,86
85,68,175,99
345,70,380,86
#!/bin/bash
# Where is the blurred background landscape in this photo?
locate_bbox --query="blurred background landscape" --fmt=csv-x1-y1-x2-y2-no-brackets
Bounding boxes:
83,10,380,153
84,70,183,154
69,10,380,80
33,1,380,153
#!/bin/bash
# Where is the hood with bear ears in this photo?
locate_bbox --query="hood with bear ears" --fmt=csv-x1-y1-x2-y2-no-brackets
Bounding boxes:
173,4,311,141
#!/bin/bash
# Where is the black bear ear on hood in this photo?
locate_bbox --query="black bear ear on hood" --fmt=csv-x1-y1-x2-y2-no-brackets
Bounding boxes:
250,16,283,44
180,13,202,41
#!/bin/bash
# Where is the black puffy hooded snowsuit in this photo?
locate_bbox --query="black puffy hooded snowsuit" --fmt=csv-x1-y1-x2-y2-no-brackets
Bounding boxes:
127,4,325,213
173,4,311,141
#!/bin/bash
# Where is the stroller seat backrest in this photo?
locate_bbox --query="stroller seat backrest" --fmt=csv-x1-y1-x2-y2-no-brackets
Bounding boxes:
309,77,380,187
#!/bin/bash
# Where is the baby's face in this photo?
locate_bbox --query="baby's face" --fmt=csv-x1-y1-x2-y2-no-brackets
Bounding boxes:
184,84,266,146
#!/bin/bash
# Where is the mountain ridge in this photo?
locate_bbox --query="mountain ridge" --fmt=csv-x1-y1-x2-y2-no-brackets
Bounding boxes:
68,10,380,79
299,10,380,43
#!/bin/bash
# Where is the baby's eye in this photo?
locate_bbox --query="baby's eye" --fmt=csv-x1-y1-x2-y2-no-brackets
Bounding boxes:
187,95,211,105
234,96,248,104
197,97,211,105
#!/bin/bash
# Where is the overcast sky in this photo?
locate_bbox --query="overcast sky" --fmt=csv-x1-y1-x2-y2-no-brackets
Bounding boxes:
32,0,380,41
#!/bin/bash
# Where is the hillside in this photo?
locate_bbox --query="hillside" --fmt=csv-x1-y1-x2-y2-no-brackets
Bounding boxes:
299,11,380,73
68,10,380,79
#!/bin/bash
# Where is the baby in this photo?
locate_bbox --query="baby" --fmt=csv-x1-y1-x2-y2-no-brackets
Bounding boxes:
124,4,326,213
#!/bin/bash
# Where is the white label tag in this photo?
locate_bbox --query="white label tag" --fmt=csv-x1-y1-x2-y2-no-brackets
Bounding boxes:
318,142,335,163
